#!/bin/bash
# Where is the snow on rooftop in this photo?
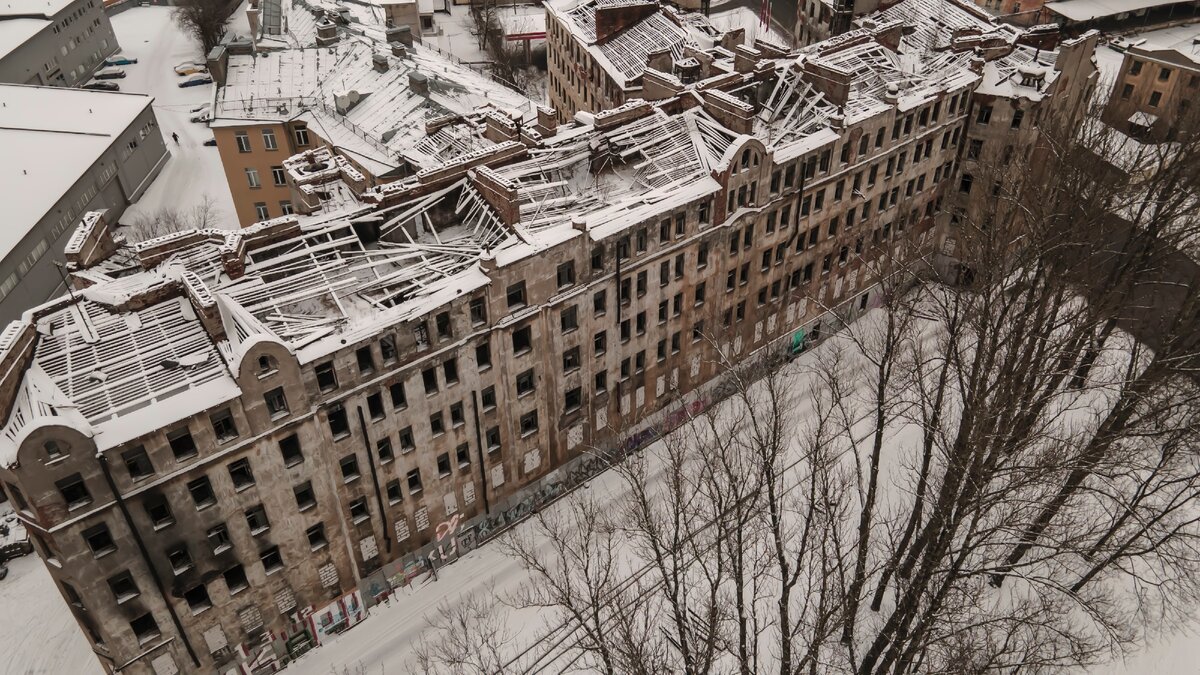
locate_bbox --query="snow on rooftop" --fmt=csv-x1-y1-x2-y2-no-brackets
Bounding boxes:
0,85,154,262
1044,0,1185,21
213,40,536,174
0,0,77,18
0,17,49,60
550,0,726,87
1114,21,1200,66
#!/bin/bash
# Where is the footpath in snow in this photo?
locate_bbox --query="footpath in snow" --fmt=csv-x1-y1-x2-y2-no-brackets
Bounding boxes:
108,5,237,229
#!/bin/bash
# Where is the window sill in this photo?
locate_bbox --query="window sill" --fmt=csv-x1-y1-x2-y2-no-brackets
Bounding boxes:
332,432,351,442
172,565,193,576
269,411,289,421
343,475,361,484
520,429,539,438
265,566,283,576
152,521,175,532
212,544,232,555
298,502,316,513
116,593,140,605
190,604,212,617
229,585,248,596
284,459,304,469
234,483,255,493
195,502,215,512
310,542,328,552
250,526,270,537
410,487,423,496
352,515,370,525
136,634,162,647
45,455,69,467
67,500,93,511
438,471,452,479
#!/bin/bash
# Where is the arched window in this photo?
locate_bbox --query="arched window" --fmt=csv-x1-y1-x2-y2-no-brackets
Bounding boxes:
44,440,66,460
257,355,277,375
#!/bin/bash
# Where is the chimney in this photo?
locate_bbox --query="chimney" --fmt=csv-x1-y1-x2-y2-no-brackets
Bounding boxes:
391,42,407,58
387,25,414,47
733,44,761,74
316,17,339,46
408,71,429,96
372,53,390,73
205,45,229,86
536,105,558,136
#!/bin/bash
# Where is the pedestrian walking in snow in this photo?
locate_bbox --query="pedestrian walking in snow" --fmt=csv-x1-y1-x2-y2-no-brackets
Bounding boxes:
172,132,179,144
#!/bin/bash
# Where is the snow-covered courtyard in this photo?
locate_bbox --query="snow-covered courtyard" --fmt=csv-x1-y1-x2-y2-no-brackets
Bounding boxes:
0,537,99,675
107,4,240,230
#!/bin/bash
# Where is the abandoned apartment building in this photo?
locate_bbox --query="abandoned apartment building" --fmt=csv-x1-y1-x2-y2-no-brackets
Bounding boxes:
0,2,1098,673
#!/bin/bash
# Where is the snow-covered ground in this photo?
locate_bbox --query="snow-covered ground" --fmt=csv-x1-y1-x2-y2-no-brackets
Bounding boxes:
0,553,100,675
108,5,238,229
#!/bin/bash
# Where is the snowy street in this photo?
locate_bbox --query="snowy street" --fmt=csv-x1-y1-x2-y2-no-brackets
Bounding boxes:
107,4,240,229
0,549,100,675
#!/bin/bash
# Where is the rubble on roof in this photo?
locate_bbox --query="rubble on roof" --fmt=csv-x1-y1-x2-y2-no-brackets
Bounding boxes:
0,0,1087,461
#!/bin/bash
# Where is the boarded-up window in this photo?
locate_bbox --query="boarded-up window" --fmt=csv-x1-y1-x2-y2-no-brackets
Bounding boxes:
275,587,296,614
239,606,264,634
318,564,339,588
415,507,430,531
202,626,228,654
395,518,410,542
524,449,541,473
151,653,178,675
360,535,378,560
491,464,505,488
463,482,476,505
443,492,458,516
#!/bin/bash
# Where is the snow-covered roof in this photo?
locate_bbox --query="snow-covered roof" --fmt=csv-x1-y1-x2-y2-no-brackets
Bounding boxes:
975,44,1061,101
1043,0,1183,21
213,40,537,176
0,85,154,262
547,0,725,88
0,17,49,60
872,0,1019,52
1114,22,1200,66
0,0,76,18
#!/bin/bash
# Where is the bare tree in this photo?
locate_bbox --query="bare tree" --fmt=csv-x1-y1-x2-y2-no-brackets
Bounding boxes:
174,0,230,56
413,98,1200,675
122,195,225,243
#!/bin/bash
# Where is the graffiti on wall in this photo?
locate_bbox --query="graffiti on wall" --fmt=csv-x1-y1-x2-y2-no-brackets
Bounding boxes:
307,590,366,645
475,396,710,543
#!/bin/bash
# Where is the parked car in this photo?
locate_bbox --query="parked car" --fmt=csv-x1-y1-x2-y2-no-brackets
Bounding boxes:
81,81,120,91
174,62,207,75
189,109,210,123
203,138,217,146
93,67,126,80
179,73,213,87
104,54,137,66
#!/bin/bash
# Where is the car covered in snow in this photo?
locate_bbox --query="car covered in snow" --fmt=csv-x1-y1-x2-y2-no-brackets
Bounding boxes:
81,81,121,91
104,54,137,66
203,138,217,146
189,109,211,123
93,67,126,79
179,73,213,87
174,62,207,75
